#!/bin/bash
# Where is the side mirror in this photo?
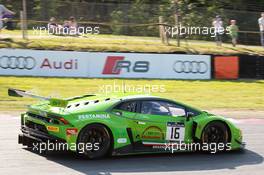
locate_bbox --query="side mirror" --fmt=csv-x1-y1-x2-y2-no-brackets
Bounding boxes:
186,112,195,121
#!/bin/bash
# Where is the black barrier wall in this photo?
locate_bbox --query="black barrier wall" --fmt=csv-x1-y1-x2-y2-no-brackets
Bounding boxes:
239,55,264,79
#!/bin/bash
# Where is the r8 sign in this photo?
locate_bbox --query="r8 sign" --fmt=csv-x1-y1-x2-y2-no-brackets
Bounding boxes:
102,56,149,74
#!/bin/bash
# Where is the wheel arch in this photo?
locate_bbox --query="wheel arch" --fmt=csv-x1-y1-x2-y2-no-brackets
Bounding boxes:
77,122,115,154
194,119,232,142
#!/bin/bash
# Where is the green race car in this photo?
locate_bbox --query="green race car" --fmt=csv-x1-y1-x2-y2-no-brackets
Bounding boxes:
9,88,244,159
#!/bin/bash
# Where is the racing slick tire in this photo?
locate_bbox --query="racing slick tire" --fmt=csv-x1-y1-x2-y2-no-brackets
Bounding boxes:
201,121,230,153
77,124,112,159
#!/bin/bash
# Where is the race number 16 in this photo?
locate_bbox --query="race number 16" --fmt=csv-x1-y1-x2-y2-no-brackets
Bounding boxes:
166,123,185,141
171,127,180,139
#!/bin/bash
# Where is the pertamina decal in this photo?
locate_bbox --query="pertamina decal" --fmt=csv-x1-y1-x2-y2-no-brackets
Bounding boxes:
78,114,110,120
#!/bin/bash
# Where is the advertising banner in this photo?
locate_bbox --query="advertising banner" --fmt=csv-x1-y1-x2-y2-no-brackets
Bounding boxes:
0,49,89,77
0,49,211,79
88,53,211,79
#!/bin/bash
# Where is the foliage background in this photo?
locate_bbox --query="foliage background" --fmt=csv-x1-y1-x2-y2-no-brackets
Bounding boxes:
0,0,264,44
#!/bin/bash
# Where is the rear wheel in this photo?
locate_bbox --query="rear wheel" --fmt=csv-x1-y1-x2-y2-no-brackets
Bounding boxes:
201,121,230,153
77,124,111,159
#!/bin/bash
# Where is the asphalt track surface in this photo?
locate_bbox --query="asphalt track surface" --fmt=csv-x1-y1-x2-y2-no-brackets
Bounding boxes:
0,113,264,175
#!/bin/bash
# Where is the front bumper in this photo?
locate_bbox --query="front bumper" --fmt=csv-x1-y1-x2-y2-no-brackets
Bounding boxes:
235,139,246,149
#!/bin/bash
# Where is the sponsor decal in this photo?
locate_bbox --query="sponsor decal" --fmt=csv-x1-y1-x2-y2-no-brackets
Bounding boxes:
142,126,164,140
102,56,149,74
117,138,127,143
0,56,36,70
40,58,78,70
78,114,110,120
47,126,60,132
173,61,208,74
66,128,78,136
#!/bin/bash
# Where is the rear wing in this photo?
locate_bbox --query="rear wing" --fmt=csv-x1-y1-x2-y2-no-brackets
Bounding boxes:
8,88,68,108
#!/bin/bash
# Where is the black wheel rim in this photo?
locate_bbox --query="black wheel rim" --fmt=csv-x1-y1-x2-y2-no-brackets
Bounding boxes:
79,126,110,157
203,125,226,143
87,128,107,151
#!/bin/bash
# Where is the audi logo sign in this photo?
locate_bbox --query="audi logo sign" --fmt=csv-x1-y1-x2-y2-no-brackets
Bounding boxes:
0,49,211,79
0,56,36,70
173,61,208,74
0,49,88,77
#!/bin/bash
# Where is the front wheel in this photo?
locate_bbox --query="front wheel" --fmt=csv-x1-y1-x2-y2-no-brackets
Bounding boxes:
77,124,112,159
201,121,230,153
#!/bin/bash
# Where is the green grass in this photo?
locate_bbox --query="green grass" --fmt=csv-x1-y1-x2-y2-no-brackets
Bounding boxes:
0,77,263,111
0,30,264,55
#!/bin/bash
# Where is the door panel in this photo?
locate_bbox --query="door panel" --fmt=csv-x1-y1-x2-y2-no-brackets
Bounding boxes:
134,114,186,144
112,99,195,152
133,100,188,145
